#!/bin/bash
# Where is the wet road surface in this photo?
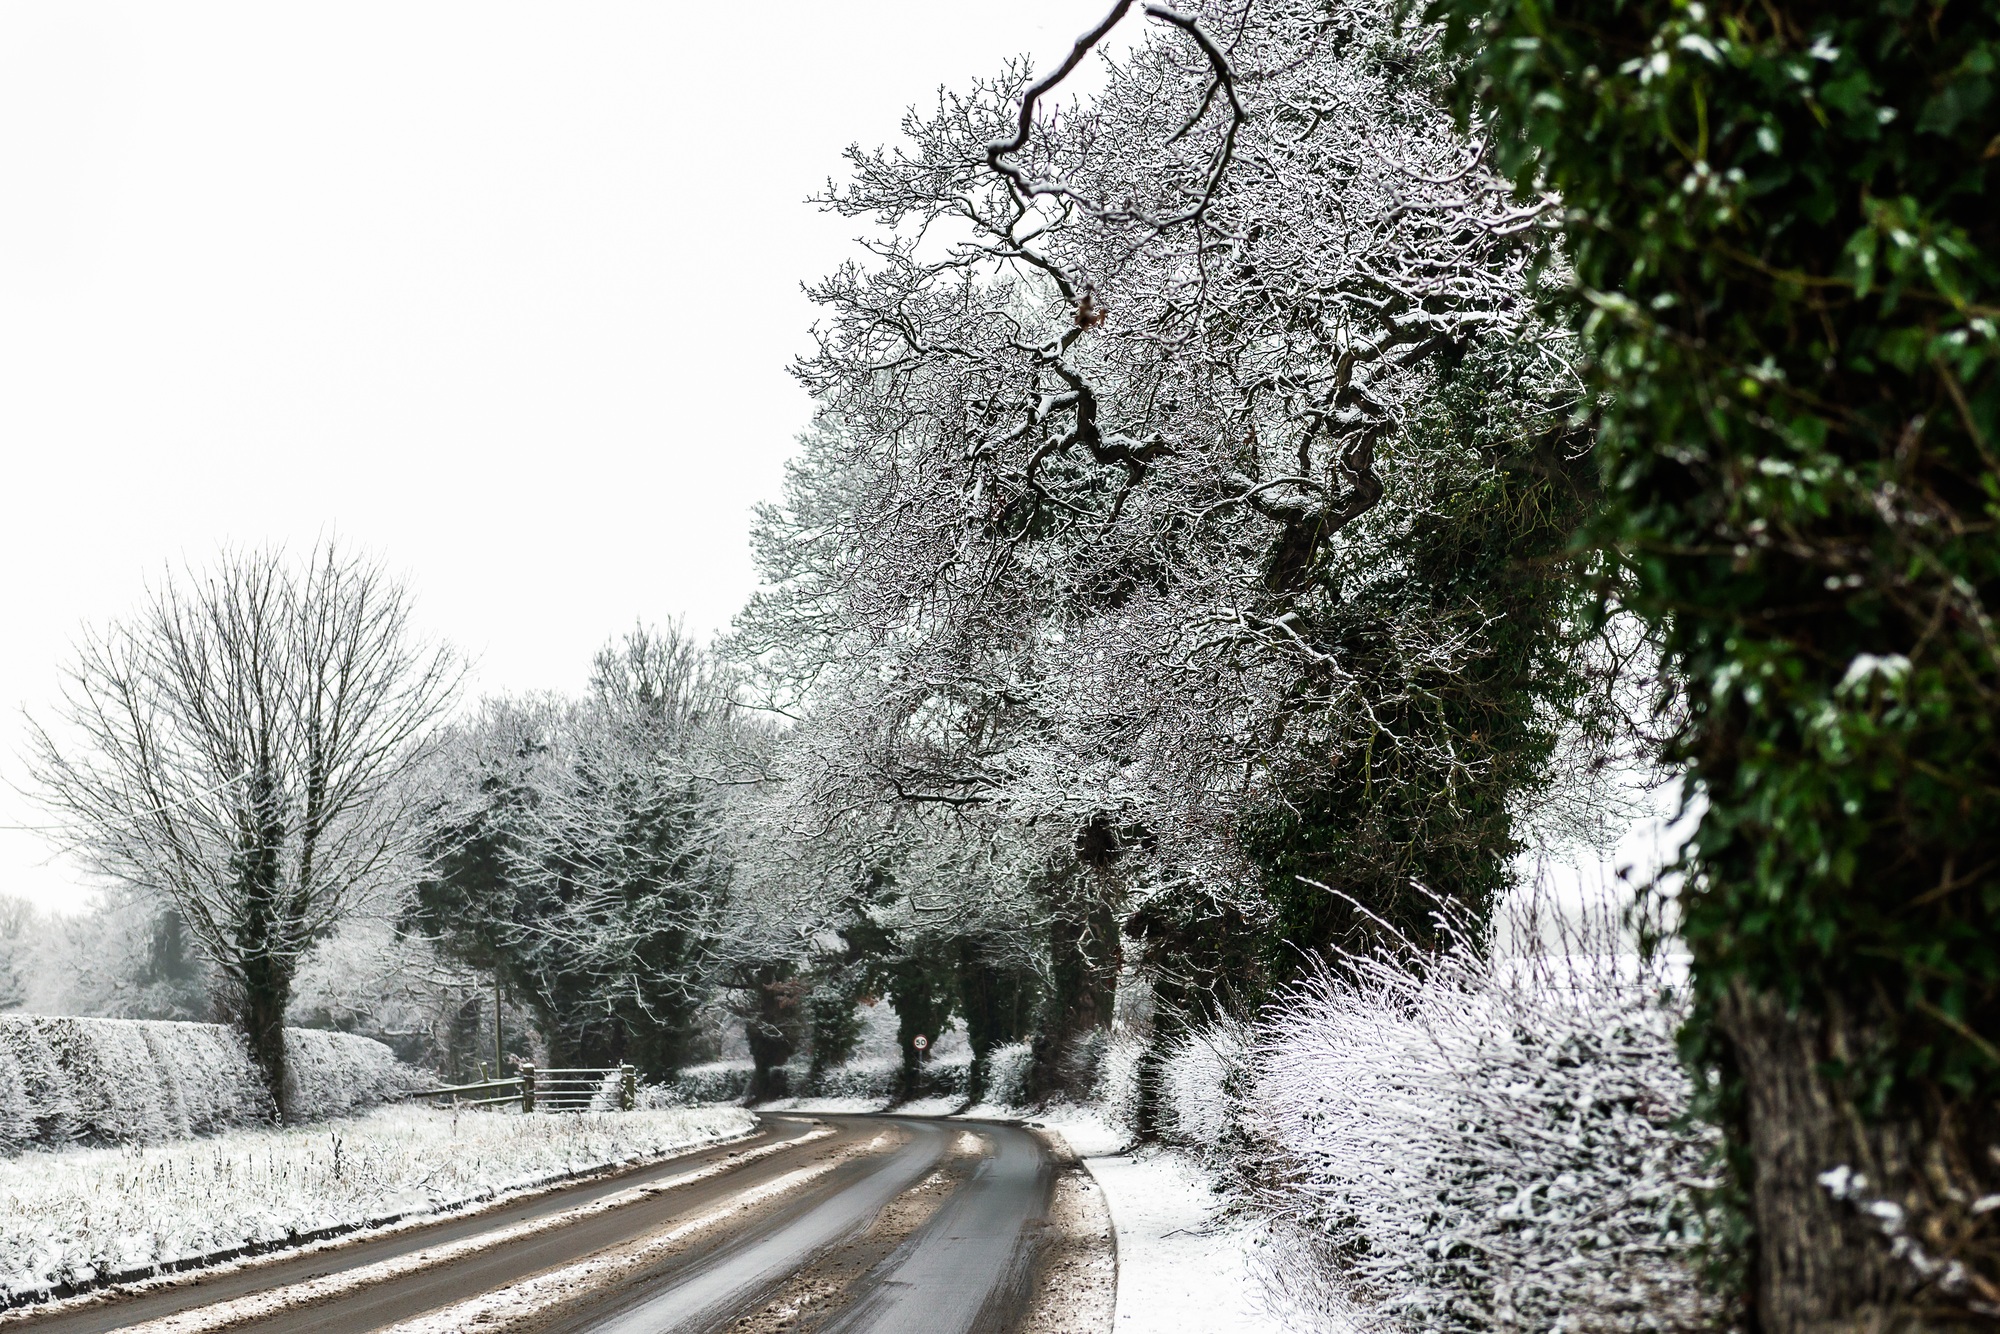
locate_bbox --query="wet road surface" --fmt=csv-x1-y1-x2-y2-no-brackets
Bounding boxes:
3,1115,1058,1334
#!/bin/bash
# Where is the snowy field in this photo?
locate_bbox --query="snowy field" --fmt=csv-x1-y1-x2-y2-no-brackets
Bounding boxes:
0,1103,755,1305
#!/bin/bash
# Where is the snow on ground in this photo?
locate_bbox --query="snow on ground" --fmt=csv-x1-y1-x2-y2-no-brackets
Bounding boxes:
1026,1107,1281,1334
746,1089,971,1116
1088,1151,1276,1334
747,1096,888,1114
49,1125,839,1334
885,1095,965,1116
0,1103,755,1304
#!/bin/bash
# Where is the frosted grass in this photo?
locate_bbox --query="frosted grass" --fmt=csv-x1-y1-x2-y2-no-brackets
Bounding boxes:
0,1103,755,1303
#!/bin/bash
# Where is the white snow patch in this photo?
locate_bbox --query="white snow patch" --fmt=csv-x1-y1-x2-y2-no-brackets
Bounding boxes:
1027,1105,1130,1159
748,1095,889,1114
1015,1108,1278,1331
1086,1147,1277,1334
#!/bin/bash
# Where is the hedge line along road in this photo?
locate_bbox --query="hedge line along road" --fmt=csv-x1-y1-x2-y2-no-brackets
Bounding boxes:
6,1115,1062,1334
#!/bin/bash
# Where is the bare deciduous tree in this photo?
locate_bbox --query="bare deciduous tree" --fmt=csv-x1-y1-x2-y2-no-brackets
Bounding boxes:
29,543,459,1118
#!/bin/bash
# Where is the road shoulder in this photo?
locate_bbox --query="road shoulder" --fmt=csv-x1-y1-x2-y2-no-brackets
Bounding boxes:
1014,1125,1115,1334
1031,1115,1270,1334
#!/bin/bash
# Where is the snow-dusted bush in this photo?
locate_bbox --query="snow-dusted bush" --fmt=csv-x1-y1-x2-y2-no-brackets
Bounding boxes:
1158,1024,1249,1154
646,1049,977,1109
0,1103,755,1303
797,1057,898,1102
1238,910,1721,1333
647,1061,754,1107
911,1049,971,1100
787,1050,969,1104
284,1029,426,1119
0,1016,420,1154
982,1042,1034,1108
1095,1030,1147,1135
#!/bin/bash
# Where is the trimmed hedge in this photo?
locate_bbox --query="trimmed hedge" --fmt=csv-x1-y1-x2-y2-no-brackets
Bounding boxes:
0,1015,422,1154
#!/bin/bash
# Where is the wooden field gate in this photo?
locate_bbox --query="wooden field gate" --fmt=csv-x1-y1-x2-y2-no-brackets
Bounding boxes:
409,1063,637,1113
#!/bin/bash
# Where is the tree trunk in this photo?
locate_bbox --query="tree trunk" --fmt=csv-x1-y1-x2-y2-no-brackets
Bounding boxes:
1030,885,1120,1102
889,967,951,1104
237,950,293,1122
743,966,800,1102
1719,981,1997,1332
956,943,1029,1106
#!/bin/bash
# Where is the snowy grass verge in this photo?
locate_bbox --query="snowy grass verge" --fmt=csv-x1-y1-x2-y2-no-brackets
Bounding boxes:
53,1122,837,1334
0,1103,756,1307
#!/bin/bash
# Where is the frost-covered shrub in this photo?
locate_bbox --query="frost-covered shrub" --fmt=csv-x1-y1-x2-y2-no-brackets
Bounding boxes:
1095,1030,1147,1135
284,1029,426,1118
1239,918,1722,1334
792,1050,968,1103
913,1049,970,1100
982,1042,1034,1108
1159,1024,1250,1155
645,1050,975,1108
0,1016,419,1154
648,1061,755,1107
801,1057,898,1102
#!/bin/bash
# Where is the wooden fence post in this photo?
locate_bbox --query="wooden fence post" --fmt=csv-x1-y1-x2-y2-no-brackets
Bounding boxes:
521,1064,536,1113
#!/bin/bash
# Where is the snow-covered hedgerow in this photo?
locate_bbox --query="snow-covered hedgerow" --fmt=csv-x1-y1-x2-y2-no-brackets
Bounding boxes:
647,1061,754,1107
282,1028,426,1119
0,1016,421,1154
0,1102,755,1305
795,1056,900,1102
1236,917,1723,1334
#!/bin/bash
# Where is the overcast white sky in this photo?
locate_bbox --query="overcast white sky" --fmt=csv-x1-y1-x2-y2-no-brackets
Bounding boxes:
0,1,1120,912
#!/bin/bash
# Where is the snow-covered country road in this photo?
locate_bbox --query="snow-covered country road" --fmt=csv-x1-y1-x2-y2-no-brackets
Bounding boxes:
5,1116,1066,1334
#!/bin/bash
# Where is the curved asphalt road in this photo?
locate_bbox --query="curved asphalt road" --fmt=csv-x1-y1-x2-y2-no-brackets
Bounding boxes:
4,1115,1059,1334
565,1118,1054,1334
820,1122,1052,1334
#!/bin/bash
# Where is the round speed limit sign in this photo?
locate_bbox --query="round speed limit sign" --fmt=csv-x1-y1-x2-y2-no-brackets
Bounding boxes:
913,1034,929,1051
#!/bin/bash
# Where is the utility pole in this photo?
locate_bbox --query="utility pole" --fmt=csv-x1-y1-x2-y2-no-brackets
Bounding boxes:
494,973,504,1075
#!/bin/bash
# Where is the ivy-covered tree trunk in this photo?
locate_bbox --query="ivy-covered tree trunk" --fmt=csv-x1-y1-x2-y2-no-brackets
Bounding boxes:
1444,0,2000,1324
1716,984,1998,1328
884,961,953,1103
956,941,1034,1105
236,950,293,1123
742,965,801,1102
231,787,296,1122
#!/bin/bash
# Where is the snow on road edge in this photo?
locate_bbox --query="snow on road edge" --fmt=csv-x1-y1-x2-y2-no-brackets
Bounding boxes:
381,1155,851,1333
1028,1110,1277,1334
